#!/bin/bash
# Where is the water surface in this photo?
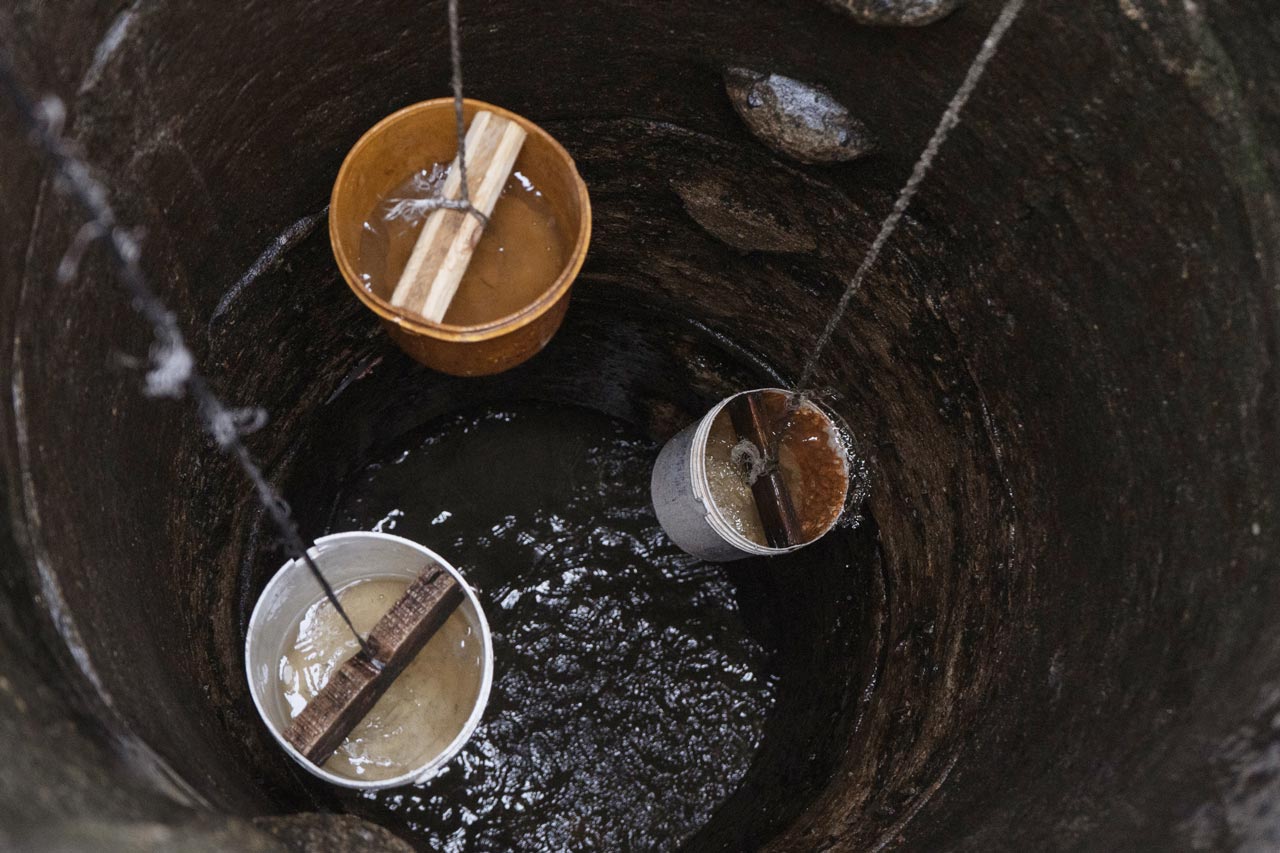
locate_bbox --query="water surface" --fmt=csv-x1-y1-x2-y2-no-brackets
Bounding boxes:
327,403,779,851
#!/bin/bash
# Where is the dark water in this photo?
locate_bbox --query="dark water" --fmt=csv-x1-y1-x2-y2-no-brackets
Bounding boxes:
326,403,778,851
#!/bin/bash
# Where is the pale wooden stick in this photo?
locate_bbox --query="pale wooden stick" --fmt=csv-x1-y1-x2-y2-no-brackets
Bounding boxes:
390,111,527,322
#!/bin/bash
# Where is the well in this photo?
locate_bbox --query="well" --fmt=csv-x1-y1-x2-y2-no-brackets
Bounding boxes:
1,0,1278,850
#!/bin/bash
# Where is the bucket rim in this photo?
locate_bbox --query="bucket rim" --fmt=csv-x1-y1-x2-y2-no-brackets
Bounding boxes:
244,530,494,791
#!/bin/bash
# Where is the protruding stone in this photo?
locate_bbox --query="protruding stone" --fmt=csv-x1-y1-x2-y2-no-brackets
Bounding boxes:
819,0,963,27
724,67,875,165
671,173,818,254
253,814,417,853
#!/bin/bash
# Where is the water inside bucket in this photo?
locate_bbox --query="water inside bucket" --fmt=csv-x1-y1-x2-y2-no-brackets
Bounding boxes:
704,391,850,546
278,576,483,782
356,166,569,325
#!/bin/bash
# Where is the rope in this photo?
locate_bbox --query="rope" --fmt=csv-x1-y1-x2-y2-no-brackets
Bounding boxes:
384,0,487,227
793,0,1027,395
379,0,489,227
0,54,375,660
449,0,479,220
772,0,1029,461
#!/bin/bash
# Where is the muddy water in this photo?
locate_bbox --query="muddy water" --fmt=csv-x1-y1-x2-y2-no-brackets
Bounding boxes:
705,392,850,546
324,403,778,851
356,166,568,326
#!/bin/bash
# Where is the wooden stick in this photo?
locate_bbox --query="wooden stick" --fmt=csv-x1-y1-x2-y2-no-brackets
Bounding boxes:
390,110,527,322
282,566,465,766
727,393,803,548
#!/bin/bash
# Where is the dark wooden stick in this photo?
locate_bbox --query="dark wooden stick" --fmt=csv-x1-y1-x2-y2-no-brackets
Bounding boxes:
282,566,465,766
726,392,803,548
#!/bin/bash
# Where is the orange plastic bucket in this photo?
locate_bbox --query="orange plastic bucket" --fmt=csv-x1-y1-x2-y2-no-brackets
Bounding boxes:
329,98,591,376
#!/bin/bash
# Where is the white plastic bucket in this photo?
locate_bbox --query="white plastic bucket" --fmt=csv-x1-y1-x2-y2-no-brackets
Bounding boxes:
651,388,849,562
245,531,493,790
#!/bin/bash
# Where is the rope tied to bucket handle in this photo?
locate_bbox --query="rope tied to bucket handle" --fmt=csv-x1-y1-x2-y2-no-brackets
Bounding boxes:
448,0,488,229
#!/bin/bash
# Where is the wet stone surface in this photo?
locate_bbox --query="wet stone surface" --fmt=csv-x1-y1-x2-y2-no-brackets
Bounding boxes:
253,813,417,853
324,404,779,851
670,173,819,253
818,0,963,27
724,67,876,165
